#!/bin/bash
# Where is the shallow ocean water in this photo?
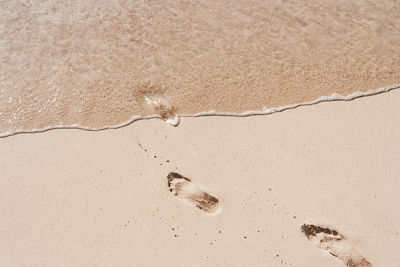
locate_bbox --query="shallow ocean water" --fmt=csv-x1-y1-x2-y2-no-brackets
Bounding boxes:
1,0,399,137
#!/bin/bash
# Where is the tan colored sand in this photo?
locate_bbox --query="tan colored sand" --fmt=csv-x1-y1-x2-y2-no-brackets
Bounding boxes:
1,90,399,266
1,0,399,135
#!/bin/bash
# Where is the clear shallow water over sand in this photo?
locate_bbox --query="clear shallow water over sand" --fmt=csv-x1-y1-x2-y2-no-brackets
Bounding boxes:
1,0,399,136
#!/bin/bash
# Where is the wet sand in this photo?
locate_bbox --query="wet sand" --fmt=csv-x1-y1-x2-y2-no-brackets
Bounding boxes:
1,89,399,266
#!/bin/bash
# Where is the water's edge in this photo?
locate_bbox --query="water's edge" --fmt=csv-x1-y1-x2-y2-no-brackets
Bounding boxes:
1,83,399,138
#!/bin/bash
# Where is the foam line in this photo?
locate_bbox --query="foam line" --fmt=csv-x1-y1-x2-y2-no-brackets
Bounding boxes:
1,83,399,138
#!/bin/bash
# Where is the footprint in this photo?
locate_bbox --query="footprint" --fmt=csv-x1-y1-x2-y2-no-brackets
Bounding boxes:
134,83,179,126
301,224,372,267
167,172,220,213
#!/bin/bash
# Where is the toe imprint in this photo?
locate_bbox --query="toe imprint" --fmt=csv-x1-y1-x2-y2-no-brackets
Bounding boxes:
167,172,220,213
301,224,372,267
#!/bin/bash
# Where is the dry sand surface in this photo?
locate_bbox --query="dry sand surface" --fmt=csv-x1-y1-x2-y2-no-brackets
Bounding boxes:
1,0,400,135
1,89,399,266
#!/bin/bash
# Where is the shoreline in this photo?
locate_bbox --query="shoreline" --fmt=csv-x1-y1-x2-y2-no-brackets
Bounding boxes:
1,83,399,138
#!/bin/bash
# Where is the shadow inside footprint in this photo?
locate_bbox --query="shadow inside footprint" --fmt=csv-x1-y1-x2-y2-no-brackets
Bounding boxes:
167,172,220,213
301,224,372,267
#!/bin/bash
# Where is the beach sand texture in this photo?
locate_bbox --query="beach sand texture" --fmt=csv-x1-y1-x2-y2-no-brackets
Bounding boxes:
1,89,399,266
1,0,400,135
